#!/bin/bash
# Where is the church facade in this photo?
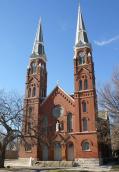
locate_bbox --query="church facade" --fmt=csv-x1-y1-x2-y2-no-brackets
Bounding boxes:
19,5,110,163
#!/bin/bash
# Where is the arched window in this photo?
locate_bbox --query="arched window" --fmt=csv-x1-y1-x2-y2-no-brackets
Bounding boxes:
28,107,32,117
28,88,31,97
82,101,87,112
67,142,74,161
31,63,37,74
38,44,43,54
82,118,88,131
32,86,36,97
42,116,48,135
84,79,88,90
27,122,32,134
79,57,82,64
54,143,62,161
92,79,95,88
41,89,46,98
25,143,32,152
42,116,48,128
82,141,90,151
79,52,85,65
42,144,48,161
67,113,73,132
79,57,85,64
79,80,82,91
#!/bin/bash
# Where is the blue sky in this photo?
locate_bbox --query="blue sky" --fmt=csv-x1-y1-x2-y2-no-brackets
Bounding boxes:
0,0,119,95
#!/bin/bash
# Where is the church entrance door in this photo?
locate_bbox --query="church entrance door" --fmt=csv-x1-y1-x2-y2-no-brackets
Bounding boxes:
67,143,74,161
54,143,62,161
42,144,48,161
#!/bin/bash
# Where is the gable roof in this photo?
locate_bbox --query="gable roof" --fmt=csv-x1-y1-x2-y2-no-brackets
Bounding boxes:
51,132,76,144
41,85,74,106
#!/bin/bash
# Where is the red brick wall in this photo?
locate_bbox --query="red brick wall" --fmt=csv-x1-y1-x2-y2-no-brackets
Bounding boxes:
19,37,99,160
5,151,18,159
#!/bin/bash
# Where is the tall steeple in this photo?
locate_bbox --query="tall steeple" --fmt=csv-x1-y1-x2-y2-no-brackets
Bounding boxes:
31,18,46,61
75,3,89,47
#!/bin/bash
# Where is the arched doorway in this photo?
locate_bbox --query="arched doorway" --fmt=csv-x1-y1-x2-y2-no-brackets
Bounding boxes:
42,144,48,161
67,143,74,160
54,143,62,161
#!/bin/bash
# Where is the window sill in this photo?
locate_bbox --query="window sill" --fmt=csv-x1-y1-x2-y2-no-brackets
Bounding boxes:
78,89,93,93
82,149,91,152
25,151,32,153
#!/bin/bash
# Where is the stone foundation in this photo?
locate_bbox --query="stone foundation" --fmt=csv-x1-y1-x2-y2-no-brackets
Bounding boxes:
32,158,100,168
5,158,31,167
74,158,100,167
32,161,73,167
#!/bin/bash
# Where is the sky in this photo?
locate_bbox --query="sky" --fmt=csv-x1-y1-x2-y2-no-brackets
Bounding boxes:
0,0,119,96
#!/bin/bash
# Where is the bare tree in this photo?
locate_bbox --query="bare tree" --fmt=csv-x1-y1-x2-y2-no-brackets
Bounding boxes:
97,115,110,144
111,124,119,154
0,90,23,168
98,67,119,159
99,68,119,116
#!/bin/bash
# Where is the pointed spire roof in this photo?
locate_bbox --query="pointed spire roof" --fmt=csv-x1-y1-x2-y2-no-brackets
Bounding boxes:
31,18,46,61
75,3,89,47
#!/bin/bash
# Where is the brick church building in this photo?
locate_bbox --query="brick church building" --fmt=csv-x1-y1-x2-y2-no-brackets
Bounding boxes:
19,4,111,164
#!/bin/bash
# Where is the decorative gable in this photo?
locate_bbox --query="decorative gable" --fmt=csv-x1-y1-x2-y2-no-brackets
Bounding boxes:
41,86,75,107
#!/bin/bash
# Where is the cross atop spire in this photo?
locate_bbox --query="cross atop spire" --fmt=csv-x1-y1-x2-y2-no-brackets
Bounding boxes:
75,2,89,47
31,18,46,61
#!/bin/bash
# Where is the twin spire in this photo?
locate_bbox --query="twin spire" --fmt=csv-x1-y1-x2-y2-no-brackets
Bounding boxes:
75,3,89,47
31,2,89,60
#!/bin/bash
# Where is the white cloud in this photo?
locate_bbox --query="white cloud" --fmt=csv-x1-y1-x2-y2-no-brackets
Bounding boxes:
94,35,119,46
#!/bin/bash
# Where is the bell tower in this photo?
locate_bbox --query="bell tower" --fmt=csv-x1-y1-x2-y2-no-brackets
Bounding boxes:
19,18,47,159
27,18,47,100
74,5,97,133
